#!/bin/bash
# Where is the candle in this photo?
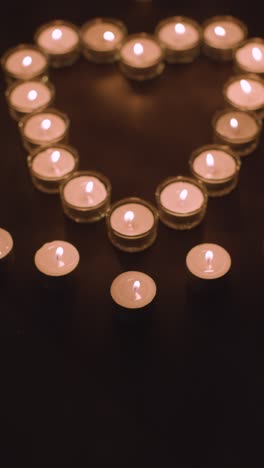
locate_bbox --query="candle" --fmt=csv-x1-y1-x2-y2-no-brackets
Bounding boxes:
34,240,80,277
202,16,247,61
186,243,231,280
27,144,79,193
212,108,262,156
80,18,127,63
6,79,54,120
60,171,111,223
155,176,207,229
234,38,264,76
0,227,14,273
106,197,158,252
35,20,80,67
224,75,264,118
19,108,70,152
155,16,201,63
189,144,241,196
1,44,48,84
110,271,157,312
119,33,164,80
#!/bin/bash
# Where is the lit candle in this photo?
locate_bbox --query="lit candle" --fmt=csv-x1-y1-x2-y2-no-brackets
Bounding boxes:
1,44,48,83
60,171,111,223
202,16,247,61
190,144,241,196
155,16,201,63
234,38,264,75
155,176,207,229
27,144,79,193
35,20,80,67
34,240,80,277
119,33,164,80
106,197,158,252
186,243,231,280
0,228,14,272
224,75,264,117
6,79,54,120
110,271,157,311
80,18,127,63
213,109,262,156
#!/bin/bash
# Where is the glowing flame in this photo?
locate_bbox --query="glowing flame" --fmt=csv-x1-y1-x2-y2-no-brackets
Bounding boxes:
124,210,135,224
179,189,188,201
230,118,238,129
205,250,214,264
27,89,37,101
52,28,62,40
214,26,226,37
206,153,214,168
51,150,60,163
22,55,32,67
56,246,64,258
133,42,144,56
103,31,115,41
41,119,51,130
240,79,252,94
175,23,186,34
133,280,140,292
252,47,262,62
85,181,94,194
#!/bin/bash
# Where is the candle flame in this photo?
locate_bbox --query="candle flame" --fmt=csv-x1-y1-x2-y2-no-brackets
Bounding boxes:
252,46,262,62
179,189,188,201
133,42,144,56
124,210,135,224
51,150,60,163
206,152,215,168
175,23,186,34
133,280,141,292
240,79,252,94
52,28,62,40
103,30,115,41
27,89,38,101
205,250,214,264
22,55,32,67
56,246,64,258
230,117,238,129
85,181,94,194
214,26,226,37
41,119,51,130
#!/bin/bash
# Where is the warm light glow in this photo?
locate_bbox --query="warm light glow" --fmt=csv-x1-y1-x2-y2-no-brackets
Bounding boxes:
205,250,214,264
252,47,263,62
124,210,135,224
85,181,94,194
56,246,64,258
103,31,115,42
174,23,186,34
51,150,60,163
206,152,215,168
133,280,141,292
52,28,62,40
27,89,37,101
22,55,32,67
240,79,252,94
179,189,188,201
41,119,51,130
230,118,238,129
214,25,226,37
133,42,144,56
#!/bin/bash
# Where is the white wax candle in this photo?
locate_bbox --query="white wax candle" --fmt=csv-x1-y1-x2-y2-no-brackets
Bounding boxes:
110,202,154,236
82,22,125,51
203,19,245,49
160,181,204,214
192,149,237,182
158,20,200,50
5,47,47,80
120,37,162,67
0,228,13,259
110,271,157,309
225,77,264,109
37,24,79,54
63,175,107,208
186,243,231,279
9,80,52,113
32,147,76,179
23,112,67,143
215,110,259,142
34,240,80,277
235,40,264,73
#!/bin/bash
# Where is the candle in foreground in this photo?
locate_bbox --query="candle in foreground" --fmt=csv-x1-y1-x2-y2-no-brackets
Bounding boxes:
0,228,14,273
60,171,111,222
6,79,54,120
155,16,201,63
34,240,80,277
35,20,80,67
110,271,157,310
189,144,241,196
155,176,208,229
106,197,158,252
224,75,264,118
1,44,48,84
186,243,231,280
80,17,127,63
234,38,264,76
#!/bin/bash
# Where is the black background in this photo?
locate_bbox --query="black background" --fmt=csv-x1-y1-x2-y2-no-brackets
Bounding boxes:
0,1,263,467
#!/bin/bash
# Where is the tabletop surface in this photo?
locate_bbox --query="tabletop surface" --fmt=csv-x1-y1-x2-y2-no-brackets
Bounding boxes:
0,1,263,467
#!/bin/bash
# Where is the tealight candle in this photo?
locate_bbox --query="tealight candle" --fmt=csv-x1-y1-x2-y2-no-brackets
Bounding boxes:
5,79,55,121
186,243,231,281
234,38,264,76
189,144,241,196
110,271,157,314
212,108,262,156
0,228,14,274
35,20,80,67
119,33,164,80
34,240,80,280
60,171,111,223
80,17,127,63
155,176,208,230
202,16,247,61
155,16,202,63
106,197,158,252
223,75,264,118
19,108,70,152
1,44,49,84
27,144,79,193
